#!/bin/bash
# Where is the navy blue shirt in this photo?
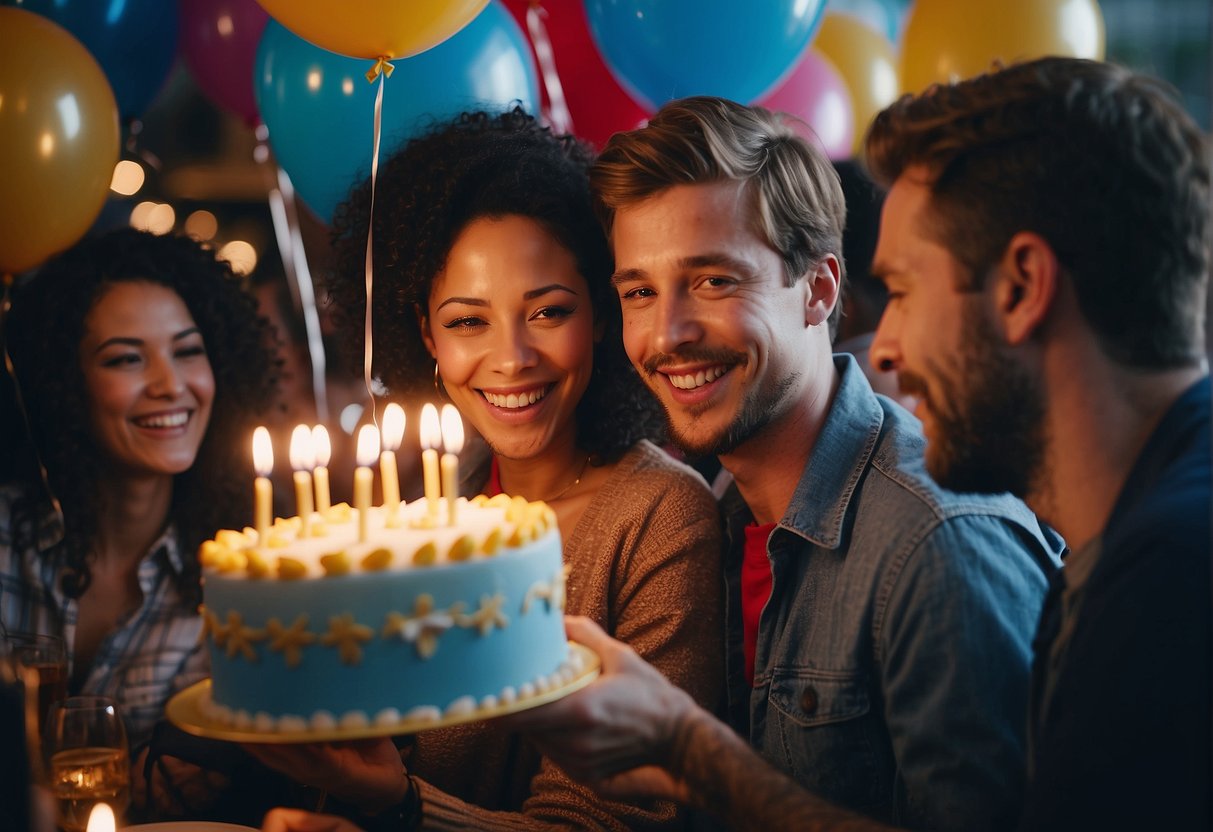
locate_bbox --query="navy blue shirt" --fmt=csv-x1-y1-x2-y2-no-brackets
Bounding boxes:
1022,377,1212,830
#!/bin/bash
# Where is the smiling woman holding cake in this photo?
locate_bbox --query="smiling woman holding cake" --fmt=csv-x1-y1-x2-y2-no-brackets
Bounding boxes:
244,109,724,830
0,230,279,750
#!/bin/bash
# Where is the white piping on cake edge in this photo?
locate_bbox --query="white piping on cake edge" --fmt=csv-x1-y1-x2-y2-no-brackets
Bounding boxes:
201,648,586,734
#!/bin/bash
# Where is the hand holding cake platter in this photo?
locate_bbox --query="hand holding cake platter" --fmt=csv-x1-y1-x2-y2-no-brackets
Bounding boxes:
168,416,599,743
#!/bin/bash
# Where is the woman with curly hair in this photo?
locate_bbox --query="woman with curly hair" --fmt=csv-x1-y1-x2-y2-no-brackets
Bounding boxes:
246,109,724,831
0,228,279,752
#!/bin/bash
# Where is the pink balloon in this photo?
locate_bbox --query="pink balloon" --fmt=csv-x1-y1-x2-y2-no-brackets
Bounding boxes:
179,0,269,126
758,49,855,160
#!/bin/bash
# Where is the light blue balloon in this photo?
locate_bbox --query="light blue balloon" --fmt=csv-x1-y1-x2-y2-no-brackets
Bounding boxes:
584,0,826,111
255,0,539,222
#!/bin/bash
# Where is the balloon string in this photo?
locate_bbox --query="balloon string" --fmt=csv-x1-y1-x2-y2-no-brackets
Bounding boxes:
362,65,389,433
526,2,573,134
267,165,330,422
0,273,64,532
124,118,162,172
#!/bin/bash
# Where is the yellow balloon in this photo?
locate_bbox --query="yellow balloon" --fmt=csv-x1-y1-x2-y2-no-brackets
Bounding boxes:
900,0,1105,94
0,8,120,275
813,13,900,156
256,0,490,60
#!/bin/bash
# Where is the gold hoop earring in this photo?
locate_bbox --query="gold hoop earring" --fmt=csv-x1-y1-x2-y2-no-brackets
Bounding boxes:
433,362,447,401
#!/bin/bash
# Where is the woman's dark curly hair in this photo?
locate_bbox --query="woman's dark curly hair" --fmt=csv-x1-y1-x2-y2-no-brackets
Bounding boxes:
329,108,665,463
2,229,279,606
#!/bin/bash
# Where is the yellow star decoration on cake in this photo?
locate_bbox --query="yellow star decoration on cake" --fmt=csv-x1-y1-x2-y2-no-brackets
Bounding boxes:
220,611,266,662
521,565,571,614
321,613,374,665
458,593,509,637
198,606,217,645
382,594,465,659
265,614,317,668
554,563,570,611
208,608,231,649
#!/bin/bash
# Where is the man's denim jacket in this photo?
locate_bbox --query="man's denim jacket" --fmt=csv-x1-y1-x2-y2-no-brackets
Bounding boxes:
720,355,1063,831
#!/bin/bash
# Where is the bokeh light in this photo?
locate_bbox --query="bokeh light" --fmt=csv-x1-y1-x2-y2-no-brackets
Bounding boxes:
184,209,218,241
110,160,145,196
217,239,257,275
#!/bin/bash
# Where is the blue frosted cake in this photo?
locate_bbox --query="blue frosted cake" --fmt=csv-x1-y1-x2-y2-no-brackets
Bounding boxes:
196,494,577,733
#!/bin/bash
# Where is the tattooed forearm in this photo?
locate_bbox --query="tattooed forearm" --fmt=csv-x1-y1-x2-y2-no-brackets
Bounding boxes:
669,708,900,832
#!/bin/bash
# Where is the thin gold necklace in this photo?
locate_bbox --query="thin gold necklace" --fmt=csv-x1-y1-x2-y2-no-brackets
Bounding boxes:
543,454,591,502
548,456,589,502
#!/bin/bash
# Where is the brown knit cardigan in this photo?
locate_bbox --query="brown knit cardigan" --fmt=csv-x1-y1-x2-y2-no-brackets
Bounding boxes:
410,439,725,830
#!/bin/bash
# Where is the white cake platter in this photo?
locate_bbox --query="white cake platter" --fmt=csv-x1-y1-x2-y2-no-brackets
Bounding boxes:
166,642,599,744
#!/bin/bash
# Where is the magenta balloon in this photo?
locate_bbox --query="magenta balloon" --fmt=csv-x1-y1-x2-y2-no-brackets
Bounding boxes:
180,0,269,125
758,50,855,160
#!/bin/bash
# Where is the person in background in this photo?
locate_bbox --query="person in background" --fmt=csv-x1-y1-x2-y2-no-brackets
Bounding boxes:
865,56,1211,830
0,229,278,812
242,108,724,831
831,160,914,411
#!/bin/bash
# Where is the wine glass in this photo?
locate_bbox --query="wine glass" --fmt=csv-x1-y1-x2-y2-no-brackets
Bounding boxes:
44,696,130,832
2,632,69,743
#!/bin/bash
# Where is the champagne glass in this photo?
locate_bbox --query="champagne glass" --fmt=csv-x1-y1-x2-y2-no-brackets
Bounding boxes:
2,632,69,744
45,696,130,832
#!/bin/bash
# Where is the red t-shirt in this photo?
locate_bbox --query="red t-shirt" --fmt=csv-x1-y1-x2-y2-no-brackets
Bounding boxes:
741,522,777,686
485,456,502,497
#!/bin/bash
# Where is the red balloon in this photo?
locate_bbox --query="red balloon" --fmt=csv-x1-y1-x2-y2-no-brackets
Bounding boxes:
501,0,648,148
758,49,855,160
179,0,269,126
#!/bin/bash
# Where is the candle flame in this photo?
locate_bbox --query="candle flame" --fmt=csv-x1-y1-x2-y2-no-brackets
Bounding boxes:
440,404,465,455
289,424,316,470
382,403,406,451
252,426,273,476
356,424,380,467
420,402,442,451
86,803,116,832
312,424,332,467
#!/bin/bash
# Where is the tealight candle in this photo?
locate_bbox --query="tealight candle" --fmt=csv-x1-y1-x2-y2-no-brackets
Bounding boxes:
252,427,273,545
85,803,115,832
380,403,406,518
440,404,464,526
420,403,442,522
289,424,315,536
312,424,332,514
355,424,379,543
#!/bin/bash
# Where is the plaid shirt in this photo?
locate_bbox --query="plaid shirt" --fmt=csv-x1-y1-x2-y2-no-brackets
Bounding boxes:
0,485,208,749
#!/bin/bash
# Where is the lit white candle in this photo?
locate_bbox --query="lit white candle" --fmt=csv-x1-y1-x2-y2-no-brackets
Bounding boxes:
380,403,406,518
252,427,273,545
289,425,315,536
354,424,379,543
440,404,465,526
86,801,115,832
312,424,332,514
420,403,442,522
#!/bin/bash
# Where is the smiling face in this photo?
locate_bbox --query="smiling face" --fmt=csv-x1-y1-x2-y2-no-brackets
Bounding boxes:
79,281,215,479
612,180,815,457
423,215,596,462
869,171,1045,496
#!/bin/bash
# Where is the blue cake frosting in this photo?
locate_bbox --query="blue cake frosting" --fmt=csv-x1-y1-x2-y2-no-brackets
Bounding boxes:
198,496,570,731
